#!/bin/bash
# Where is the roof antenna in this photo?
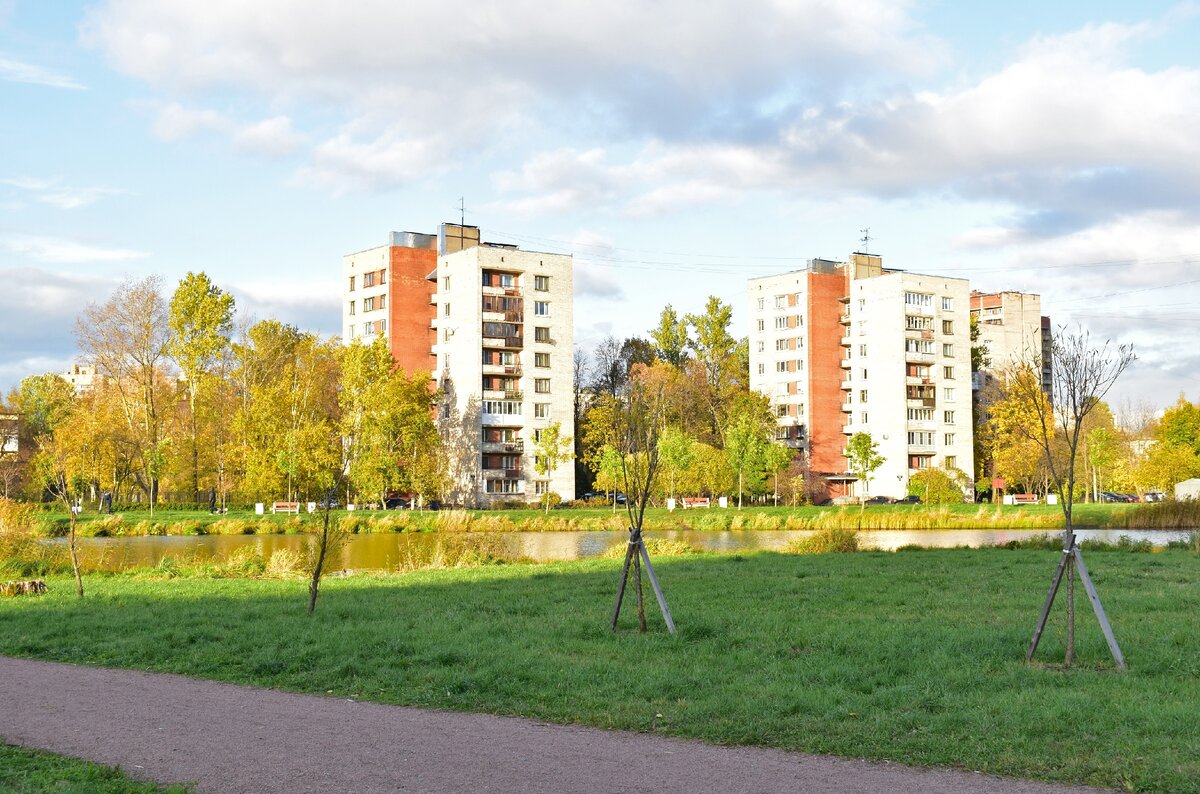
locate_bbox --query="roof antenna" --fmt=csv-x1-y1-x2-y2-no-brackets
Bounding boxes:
859,227,872,254
459,196,466,228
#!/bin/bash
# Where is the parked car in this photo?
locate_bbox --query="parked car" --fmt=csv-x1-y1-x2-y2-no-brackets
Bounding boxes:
383,496,409,510
1099,491,1135,503
1144,491,1166,503
895,494,922,504
864,496,892,505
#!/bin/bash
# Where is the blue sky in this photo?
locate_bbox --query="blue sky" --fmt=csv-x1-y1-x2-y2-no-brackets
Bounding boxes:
3,0,1200,417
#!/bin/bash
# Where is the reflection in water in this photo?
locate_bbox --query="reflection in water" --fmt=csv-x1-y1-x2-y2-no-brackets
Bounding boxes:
73,528,1195,573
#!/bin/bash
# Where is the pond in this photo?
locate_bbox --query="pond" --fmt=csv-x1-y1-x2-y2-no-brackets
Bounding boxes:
72,528,1196,572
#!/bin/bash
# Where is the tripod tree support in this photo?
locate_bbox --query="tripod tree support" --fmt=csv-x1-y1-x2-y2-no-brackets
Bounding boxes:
1026,540,1125,670
611,527,676,634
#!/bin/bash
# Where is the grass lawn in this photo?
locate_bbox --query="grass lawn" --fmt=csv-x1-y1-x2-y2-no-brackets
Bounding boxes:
0,743,189,793
1,549,1198,791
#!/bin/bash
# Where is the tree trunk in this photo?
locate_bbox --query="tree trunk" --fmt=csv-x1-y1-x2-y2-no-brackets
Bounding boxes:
68,506,83,599
1065,553,1075,667
308,507,333,615
633,550,647,633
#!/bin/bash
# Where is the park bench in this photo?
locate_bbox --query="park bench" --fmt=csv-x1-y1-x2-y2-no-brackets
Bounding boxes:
1012,493,1039,505
680,497,710,509
271,501,301,514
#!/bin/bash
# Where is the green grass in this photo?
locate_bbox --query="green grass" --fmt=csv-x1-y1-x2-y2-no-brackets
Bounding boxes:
0,743,190,793
1,550,1198,791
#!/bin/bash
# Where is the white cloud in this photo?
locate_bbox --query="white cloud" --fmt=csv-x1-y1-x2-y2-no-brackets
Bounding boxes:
233,115,303,156
0,55,84,89
1,177,126,210
150,101,226,140
228,279,340,337
1,234,148,263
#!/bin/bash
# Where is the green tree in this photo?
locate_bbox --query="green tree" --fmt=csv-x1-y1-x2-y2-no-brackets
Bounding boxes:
168,272,235,504
651,305,690,369
724,402,772,508
1156,395,1200,453
686,296,737,393
845,432,884,501
9,374,75,439
908,466,969,504
656,426,695,501
533,421,574,512
761,442,794,506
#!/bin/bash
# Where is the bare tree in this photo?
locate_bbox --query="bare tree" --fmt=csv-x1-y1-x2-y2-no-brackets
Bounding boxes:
609,373,675,634
1011,326,1135,669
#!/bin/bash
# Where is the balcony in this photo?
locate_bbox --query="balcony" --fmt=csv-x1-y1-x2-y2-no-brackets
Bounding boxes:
482,440,525,453
839,335,852,347
905,376,932,387
481,467,522,480
482,285,523,297
839,358,852,369
481,363,522,376
907,444,935,454
906,420,937,431
907,397,937,409
838,312,851,325
842,423,854,435
904,351,935,364
840,401,853,413
839,379,852,390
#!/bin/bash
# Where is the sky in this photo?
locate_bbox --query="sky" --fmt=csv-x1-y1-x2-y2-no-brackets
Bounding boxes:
3,0,1200,415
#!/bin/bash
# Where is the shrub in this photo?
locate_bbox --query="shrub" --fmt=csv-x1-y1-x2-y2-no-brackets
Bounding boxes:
601,537,703,558
785,527,859,554
266,548,305,577
80,514,127,537
210,518,257,535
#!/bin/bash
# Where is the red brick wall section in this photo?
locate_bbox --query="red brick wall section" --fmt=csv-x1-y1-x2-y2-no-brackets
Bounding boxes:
387,246,437,376
806,271,848,479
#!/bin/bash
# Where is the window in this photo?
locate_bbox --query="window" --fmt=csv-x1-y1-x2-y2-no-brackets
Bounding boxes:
535,352,550,368
775,339,787,351
534,275,550,291
348,301,356,316
906,315,933,331
363,271,376,288
944,433,955,446
756,341,764,352
442,276,450,291
859,344,867,356
909,455,931,469
944,410,955,424
535,326,550,343
378,268,386,285
348,324,355,338
482,401,522,415
776,404,789,417
757,298,764,310
943,387,955,401
443,328,451,342
363,296,375,312
534,301,549,316
907,408,934,421
908,431,934,446
756,320,765,332
796,359,804,371
942,297,953,311
774,317,788,330
378,295,386,310
535,378,550,394
485,479,521,494
757,363,765,375
443,302,451,317
942,319,954,335
943,366,954,379
532,429,543,442
534,403,550,419
945,455,957,469
776,361,788,373
534,481,549,495
859,389,868,402
348,275,355,291
775,295,786,308
942,343,954,357
860,412,868,424
861,368,868,380
905,292,932,307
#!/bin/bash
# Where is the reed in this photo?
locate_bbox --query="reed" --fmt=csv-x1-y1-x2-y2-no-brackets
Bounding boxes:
1103,500,1200,529
784,527,859,554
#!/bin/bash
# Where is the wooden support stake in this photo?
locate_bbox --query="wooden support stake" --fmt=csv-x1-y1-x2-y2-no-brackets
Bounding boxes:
1072,546,1126,671
610,540,635,631
638,542,676,634
1027,548,1070,662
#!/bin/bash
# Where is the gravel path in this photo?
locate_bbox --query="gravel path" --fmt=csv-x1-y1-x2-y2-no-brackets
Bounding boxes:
0,656,1111,794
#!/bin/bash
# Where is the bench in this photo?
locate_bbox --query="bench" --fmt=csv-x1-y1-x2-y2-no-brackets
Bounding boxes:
271,501,301,514
681,497,710,509
1012,493,1039,505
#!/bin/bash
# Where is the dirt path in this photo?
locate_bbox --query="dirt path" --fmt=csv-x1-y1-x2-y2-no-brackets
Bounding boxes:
0,656,1110,794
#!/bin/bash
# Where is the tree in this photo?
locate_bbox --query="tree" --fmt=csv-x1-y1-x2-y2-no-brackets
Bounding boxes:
533,421,573,513
761,443,794,506
1014,326,1135,669
656,426,695,501
845,432,884,501
686,296,737,392
907,467,969,504
651,305,690,369
723,398,773,508
168,272,235,504
985,371,1054,495
32,412,91,598
76,276,171,512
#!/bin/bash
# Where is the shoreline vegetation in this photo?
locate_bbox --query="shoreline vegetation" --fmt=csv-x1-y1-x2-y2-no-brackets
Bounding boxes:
3,550,1200,792
7,499,1200,539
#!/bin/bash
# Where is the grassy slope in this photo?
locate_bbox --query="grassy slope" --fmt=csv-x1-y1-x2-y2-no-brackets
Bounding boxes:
1,550,1198,791
0,744,189,793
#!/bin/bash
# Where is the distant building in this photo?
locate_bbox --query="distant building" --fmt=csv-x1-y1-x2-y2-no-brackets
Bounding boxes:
0,413,17,454
1176,478,1200,501
969,291,1052,392
749,253,975,501
343,223,575,506
61,363,96,394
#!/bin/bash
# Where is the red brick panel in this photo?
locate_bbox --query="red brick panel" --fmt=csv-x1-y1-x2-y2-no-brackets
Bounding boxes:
387,246,437,376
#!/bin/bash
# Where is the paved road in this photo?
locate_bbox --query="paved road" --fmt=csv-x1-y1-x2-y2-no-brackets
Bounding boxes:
0,657,1111,793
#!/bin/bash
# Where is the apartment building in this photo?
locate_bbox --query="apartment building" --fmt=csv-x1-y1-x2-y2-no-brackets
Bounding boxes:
61,363,96,394
749,254,975,501
969,290,1052,392
343,223,574,506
